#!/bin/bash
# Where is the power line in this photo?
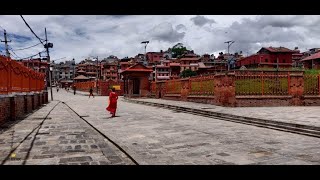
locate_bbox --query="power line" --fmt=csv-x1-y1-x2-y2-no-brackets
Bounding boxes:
11,42,42,51
20,15,45,45
9,49,21,59
18,50,46,60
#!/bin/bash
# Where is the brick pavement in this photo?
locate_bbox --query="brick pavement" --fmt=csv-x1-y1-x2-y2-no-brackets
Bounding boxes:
1,88,320,165
0,99,133,165
53,89,320,165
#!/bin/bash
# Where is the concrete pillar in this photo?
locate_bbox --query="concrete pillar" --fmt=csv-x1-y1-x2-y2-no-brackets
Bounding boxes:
214,73,236,107
180,78,190,101
289,72,304,106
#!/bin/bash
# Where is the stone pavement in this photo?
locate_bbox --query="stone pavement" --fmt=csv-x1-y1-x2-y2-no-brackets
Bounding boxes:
131,98,320,128
50,88,320,165
0,99,133,165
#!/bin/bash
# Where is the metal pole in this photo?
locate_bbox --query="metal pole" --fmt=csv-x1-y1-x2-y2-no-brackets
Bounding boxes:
45,28,53,101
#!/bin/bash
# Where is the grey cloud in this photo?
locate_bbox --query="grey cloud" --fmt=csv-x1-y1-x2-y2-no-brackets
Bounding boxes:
190,15,216,27
176,24,187,31
148,22,185,43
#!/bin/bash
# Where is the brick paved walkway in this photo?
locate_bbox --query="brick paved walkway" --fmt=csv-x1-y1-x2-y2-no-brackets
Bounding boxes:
1,88,320,165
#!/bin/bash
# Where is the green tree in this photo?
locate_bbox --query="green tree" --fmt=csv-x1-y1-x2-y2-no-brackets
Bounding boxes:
180,69,197,78
170,43,188,58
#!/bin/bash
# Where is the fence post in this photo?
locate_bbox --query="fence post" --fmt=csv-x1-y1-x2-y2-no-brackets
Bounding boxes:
318,74,320,95
288,71,290,95
261,71,264,95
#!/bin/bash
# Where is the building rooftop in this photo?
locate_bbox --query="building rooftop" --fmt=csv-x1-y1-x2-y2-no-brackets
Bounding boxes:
301,52,320,61
73,75,89,80
260,47,295,53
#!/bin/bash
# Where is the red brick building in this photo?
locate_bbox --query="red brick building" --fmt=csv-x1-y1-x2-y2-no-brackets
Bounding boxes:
169,62,181,79
146,51,164,64
18,58,49,74
102,61,119,81
179,53,201,72
300,51,320,69
236,47,295,69
75,60,101,80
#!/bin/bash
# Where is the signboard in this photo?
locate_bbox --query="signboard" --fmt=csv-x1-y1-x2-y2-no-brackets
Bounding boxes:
111,85,121,90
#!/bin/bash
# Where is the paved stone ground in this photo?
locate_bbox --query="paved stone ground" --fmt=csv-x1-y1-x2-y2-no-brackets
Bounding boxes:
132,98,320,128
51,88,320,165
0,99,133,165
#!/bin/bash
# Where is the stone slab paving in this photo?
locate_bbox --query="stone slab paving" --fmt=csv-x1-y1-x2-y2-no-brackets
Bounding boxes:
52,88,320,165
131,98,320,128
0,99,133,165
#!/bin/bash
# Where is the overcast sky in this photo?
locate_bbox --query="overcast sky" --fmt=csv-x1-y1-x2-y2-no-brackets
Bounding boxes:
0,15,320,63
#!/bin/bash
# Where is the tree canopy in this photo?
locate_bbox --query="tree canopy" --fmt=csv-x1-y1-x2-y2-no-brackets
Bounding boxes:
180,69,197,78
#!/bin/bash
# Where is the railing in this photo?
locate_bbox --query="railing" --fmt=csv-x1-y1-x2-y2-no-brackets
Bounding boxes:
189,74,215,96
74,81,95,91
304,74,320,95
165,79,181,94
235,71,289,96
0,56,45,94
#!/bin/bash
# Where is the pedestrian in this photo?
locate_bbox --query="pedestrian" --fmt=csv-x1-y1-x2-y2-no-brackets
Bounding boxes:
57,86,59,92
89,87,94,98
106,88,118,117
73,85,76,95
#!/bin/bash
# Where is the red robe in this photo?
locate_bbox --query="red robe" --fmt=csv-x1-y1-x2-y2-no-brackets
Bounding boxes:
106,92,118,114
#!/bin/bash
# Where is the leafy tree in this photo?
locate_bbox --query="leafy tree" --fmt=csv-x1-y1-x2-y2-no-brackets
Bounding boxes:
180,69,197,78
170,43,188,58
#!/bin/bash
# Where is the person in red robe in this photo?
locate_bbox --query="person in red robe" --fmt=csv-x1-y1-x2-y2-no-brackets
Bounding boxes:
106,88,118,117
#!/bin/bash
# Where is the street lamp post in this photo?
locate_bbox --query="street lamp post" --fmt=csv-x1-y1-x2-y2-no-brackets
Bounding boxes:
141,41,149,66
224,40,235,54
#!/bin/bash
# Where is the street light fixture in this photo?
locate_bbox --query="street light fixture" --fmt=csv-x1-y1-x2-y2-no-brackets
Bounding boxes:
224,40,235,55
141,41,149,65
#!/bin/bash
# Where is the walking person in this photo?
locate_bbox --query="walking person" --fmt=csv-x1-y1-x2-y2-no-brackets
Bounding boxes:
106,88,118,117
89,87,94,98
73,85,76,95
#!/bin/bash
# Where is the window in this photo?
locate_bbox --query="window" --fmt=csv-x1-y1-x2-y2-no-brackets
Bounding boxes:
265,59,268,62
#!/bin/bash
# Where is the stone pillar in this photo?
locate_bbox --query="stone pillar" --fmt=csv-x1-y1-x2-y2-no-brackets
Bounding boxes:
9,96,16,121
31,94,35,110
214,73,236,107
180,78,190,101
289,73,304,106
156,81,166,99
25,94,33,113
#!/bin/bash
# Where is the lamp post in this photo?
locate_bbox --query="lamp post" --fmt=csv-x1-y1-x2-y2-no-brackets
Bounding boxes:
224,40,235,55
141,41,149,65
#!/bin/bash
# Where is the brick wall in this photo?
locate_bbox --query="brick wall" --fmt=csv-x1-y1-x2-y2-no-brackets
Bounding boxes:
0,97,10,125
13,95,25,120
34,94,39,109
26,95,33,113
0,92,47,126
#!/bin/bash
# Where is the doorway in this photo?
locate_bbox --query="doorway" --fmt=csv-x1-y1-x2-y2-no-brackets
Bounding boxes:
132,79,140,95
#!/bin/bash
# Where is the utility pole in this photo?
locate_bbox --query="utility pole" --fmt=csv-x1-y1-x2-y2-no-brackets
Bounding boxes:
44,28,53,101
1,30,11,58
